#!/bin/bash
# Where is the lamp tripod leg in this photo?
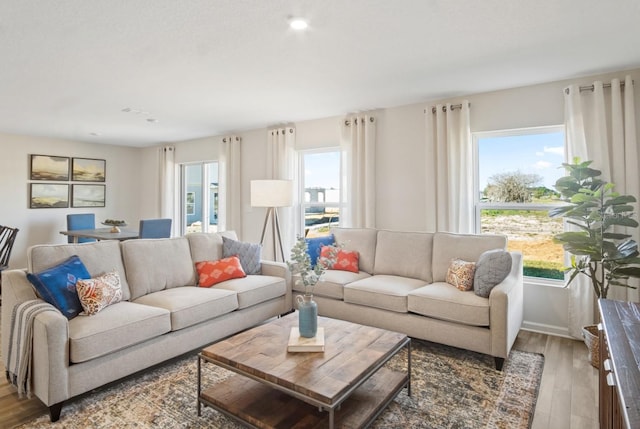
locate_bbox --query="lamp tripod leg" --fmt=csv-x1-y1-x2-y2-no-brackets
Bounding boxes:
274,208,285,262
259,209,270,246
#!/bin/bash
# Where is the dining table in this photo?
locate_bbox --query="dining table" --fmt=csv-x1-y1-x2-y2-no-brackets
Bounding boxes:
60,227,139,243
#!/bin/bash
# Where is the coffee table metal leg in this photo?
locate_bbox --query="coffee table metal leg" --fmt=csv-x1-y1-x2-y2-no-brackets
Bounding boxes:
407,340,412,396
329,408,335,429
197,356,202,416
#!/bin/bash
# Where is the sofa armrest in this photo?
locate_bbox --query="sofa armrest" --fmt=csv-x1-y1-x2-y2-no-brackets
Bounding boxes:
260,260,293,312
488,252,524,359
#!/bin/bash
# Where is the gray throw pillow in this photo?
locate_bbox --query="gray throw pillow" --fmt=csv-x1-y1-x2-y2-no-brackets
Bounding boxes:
473,249,512,298
222,237,262,275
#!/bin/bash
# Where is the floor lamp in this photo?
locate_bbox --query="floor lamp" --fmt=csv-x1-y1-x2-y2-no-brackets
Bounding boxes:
251,179,293,262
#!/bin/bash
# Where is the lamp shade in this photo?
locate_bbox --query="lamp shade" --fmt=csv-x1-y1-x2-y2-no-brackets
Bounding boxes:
250,180,293,207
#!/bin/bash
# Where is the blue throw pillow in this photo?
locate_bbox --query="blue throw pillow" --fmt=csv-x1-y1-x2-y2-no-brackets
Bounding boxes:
305,235,335,267
27,255,91,320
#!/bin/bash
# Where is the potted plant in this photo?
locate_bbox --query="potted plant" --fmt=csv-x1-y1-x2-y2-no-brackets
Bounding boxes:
287,236,338,338
549,158,640,367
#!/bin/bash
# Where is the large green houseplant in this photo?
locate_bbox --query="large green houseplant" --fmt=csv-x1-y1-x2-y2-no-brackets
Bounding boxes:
549,159,640,299
549,159,640,368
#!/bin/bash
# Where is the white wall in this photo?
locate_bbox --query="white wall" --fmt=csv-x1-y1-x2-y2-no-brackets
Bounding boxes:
0,133,141,269
4,67,640,336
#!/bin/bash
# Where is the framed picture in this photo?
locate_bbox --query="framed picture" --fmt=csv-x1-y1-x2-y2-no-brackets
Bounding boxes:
30,183,69,208
30,155,70,181
72,158,106,182
72,184,105,207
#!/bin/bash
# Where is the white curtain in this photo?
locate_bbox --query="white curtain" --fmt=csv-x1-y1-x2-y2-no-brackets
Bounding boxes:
266,127,296,260
159,146,176,234
218,135,242,234
340,114,376,228
424,101,473,233
564,75,639,337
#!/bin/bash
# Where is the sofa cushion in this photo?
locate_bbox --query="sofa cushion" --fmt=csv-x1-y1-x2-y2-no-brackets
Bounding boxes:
28,240,132,300
222,236,262,275
474,249,513,298
213,275,286,309
292,270,371,300
373,230,434,282
27,254,90,320
446,259,476,291
68,301,171,363
195,256,246,287
408,282,490,326
76,271,124,316
331,227,378,274
432,232,507,282
186,231,239,264
344,275,428,313
122,237,197,300
133,286,238,331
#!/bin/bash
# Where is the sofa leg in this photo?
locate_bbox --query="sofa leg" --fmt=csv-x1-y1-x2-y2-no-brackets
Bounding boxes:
49,402,64,422
494,357,505,371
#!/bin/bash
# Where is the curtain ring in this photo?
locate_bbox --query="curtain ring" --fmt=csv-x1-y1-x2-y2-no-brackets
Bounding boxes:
369,117,374,123
289,128,294,133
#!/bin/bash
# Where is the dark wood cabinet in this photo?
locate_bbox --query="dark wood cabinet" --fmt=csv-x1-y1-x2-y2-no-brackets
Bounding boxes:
598,299,640,429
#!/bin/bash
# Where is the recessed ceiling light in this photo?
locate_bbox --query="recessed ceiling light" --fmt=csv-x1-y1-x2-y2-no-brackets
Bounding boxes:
289,18,308,30
89,132,100,136
146,118,159,123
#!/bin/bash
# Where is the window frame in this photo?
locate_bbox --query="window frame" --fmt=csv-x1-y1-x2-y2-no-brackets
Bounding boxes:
298,147,343,237
473,125,566,283
179,161,218,235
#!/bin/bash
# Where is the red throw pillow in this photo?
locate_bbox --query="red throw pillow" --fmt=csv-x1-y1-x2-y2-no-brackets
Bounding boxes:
319,246,359,273
196,256,246,287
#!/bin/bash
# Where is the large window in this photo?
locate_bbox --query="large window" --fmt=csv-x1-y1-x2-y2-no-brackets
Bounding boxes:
180,162,218,234
300,149,342,238
475,126,566,281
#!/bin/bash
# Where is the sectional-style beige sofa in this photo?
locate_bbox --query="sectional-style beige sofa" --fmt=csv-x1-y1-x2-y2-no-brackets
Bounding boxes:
293,227,524,370
1,231,290,422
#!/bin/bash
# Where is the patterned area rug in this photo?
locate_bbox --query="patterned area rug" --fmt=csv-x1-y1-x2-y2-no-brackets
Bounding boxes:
18,340,543,429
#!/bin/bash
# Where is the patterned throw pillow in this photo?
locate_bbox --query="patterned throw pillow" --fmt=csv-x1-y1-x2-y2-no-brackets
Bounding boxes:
305,234,335,267
222,237,262,275
446,259,476,291
27,255,91,320
474,249,513,298
76,271,123,316
319,246,359,273
196,256,246,287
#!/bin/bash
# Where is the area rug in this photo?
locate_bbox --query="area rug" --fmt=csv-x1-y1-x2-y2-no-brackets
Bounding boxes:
17,340,543,429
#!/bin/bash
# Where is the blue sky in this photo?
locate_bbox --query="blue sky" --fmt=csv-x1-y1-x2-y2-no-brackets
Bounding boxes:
304,151,340,189
478,131,565,190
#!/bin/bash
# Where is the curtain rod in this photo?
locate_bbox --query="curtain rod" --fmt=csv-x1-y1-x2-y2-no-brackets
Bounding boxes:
564,80,634,95
428,102,470,114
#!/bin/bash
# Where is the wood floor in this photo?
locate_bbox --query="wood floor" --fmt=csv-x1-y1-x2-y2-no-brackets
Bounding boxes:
0,329,598,429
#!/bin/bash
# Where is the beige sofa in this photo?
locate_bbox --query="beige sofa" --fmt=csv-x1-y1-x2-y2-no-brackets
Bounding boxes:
1,231,290,422
293,228,523,369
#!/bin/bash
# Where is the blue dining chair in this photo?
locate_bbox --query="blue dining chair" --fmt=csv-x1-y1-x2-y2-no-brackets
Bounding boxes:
138,218,172,239
66,213,96,243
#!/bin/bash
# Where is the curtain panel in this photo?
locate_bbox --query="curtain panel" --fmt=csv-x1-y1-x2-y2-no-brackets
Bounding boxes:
564,76,639,337
266,127,296,259
340,114,376,228
159,145,176,235
218,135,242,234
424,101,473,233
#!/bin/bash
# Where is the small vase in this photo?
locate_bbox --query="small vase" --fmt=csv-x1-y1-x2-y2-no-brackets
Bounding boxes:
296,293,318,338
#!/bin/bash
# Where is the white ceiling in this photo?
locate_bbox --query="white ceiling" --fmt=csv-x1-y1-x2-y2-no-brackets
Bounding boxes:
2,0,640,147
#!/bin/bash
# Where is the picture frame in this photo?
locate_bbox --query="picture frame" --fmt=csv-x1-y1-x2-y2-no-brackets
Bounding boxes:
30,183,69,208
72,184,106,207
72,157,106,182
30,155,70,181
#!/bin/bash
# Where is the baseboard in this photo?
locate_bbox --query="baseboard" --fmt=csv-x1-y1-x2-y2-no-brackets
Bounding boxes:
521,320,572,339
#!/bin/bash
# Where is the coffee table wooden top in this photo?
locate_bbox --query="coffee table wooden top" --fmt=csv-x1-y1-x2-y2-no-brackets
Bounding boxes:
200,313,408,405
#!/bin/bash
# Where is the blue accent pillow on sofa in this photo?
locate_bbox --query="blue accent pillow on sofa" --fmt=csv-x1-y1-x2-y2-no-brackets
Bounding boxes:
27,255,90,320
305,235,335,267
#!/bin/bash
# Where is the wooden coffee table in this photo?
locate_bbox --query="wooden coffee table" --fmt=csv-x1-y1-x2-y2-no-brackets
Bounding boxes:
197,313,411,429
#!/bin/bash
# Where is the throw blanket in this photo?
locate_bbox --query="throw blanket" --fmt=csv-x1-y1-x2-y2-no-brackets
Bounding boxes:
6,299,59,398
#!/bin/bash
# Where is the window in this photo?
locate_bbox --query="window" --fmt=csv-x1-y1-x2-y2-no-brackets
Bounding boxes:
180,162,218,234
474,126,566,281
300,149,342,238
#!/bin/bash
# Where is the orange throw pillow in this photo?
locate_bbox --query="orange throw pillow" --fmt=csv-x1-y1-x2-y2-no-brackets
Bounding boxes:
319,246,359,273
196,256,246,287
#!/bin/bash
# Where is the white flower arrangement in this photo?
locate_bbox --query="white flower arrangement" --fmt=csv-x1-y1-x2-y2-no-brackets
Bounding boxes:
287,235,338,295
